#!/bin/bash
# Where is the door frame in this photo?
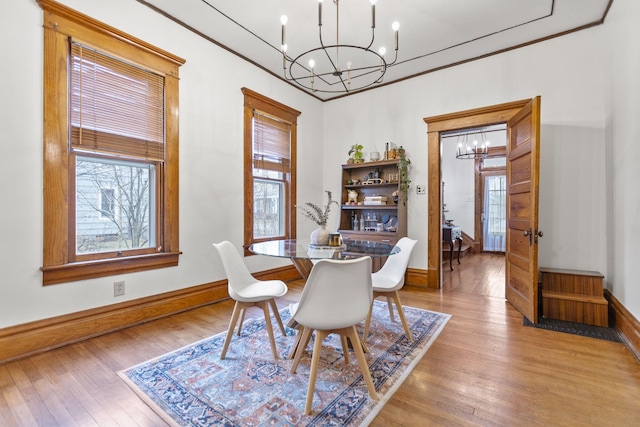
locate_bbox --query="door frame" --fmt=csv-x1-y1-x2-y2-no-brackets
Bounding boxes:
423,99,531,288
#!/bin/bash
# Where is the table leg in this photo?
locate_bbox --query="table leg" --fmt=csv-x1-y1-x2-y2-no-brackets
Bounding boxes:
449,240,454,271
291,258,313,280
456,237,462,265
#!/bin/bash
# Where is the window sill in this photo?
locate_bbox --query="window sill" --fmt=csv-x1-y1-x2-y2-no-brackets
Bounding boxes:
41,252,181,286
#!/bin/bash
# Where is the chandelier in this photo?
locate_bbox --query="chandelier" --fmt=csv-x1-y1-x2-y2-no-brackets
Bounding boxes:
280,0,399,94
455,132,491,160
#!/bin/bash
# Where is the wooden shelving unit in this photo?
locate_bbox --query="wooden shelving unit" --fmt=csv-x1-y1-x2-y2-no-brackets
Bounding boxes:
338,160,407,270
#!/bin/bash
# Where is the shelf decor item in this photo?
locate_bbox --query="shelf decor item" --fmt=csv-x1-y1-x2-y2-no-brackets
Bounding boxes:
297,190,339,246
347,144,364,164
397,147,411,206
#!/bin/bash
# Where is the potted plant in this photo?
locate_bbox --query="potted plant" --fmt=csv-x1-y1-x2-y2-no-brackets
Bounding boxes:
397,147,411,206
296,190,339,245
347,144,364,164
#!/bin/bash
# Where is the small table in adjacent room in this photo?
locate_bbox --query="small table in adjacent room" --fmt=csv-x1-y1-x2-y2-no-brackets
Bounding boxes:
442,225,462,271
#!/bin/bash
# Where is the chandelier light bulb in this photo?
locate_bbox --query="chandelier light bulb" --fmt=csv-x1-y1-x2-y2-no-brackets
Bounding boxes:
309,59,315,69
280,15,288,25
379,47,386,56
392,21,400,31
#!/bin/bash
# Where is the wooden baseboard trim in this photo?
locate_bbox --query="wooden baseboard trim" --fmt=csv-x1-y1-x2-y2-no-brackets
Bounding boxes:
407,268,437,289
604,289,640,361
0,265,300,364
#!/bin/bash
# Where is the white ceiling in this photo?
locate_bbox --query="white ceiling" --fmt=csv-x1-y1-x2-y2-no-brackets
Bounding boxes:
139,0,611,101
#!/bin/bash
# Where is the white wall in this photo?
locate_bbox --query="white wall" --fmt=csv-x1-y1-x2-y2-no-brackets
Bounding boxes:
605,0,640,318
0,0,325,328
322,21,609,296
441,142,475,234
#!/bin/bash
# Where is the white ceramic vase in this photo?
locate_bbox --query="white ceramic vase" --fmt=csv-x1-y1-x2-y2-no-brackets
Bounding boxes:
310,225,330,246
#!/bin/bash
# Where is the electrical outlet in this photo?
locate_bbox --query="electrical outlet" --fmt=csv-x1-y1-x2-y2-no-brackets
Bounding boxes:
416,185,426,195
114,281,125,297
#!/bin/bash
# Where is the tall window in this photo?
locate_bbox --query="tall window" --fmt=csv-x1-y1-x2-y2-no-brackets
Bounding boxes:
40,0,185,285
242,88,300,254
483,175,507,252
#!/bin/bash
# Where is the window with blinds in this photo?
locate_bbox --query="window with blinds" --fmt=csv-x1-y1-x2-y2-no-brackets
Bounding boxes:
242,88,300,251
40,0,185,285
68,42,164,258
251,111,290,239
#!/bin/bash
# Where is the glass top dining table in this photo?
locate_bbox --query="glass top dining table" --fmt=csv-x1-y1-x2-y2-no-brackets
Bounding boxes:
249,238,400,279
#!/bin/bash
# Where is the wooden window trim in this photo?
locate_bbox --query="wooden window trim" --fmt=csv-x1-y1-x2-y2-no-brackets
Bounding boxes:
39,0,185,285
241,88,301,256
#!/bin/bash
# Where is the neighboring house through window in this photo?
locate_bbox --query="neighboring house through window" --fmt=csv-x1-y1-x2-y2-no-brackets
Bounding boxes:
242,88,301,254
40,0,185,285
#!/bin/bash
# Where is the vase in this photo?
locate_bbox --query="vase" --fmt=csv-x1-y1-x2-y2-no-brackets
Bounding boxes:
310,225,330,246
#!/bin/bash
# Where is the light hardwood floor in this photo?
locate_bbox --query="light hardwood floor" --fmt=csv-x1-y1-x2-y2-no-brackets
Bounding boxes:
1,254,639,426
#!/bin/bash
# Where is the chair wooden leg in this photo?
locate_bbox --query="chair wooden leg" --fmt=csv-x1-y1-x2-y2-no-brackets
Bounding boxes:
304,330,329,415
269,299,287,336
363,303,373,341
260,301,279,360
288,328,303,360
340,335,350,364
386,296,395,322
221,301,245,359
392,291,413,341
291,327,313,373
345,326,378,401
236,308,246,336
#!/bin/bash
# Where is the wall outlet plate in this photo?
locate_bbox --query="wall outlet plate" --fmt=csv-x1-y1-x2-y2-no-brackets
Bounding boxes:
416,185,426,195
114,281,125,297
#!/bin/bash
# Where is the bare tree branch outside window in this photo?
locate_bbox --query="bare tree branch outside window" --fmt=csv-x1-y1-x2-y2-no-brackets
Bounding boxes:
76,157,154,254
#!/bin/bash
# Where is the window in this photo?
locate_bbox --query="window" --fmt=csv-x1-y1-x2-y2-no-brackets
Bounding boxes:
242,88,300,254
483,175,507,252
40,0,185,285
99,188,115,220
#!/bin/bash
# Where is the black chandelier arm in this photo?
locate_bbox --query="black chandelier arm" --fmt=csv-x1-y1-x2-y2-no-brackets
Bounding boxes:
279,0,399,94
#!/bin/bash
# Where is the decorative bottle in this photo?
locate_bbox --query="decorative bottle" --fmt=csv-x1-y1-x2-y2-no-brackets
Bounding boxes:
360,214,365,231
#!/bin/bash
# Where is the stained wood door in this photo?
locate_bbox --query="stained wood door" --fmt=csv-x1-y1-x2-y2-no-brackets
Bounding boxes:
505,97,541,323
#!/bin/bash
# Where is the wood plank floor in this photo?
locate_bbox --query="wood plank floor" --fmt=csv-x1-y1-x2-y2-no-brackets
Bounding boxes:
1,253,639,426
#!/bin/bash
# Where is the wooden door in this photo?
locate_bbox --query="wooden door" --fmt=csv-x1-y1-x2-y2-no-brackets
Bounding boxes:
505,97,541,323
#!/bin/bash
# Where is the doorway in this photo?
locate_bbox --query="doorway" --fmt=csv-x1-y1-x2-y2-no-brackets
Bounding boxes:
423,98,540,306
440,125,507,253
439,127,507,298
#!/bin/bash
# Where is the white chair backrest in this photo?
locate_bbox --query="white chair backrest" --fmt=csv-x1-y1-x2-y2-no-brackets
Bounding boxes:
293,257,373,330
213,241,258,299
375,237,418,285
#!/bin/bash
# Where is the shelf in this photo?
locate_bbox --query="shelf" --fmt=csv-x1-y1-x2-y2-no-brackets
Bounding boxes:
345,182,398,189
341,205,398,210
342,159,398,170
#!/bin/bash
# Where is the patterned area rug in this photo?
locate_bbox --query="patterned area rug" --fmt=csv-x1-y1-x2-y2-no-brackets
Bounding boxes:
523,317,621,342
119,301,450,426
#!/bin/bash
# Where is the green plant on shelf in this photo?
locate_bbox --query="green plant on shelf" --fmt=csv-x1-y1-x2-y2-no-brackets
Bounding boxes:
348,144,364,164
397,146,411,206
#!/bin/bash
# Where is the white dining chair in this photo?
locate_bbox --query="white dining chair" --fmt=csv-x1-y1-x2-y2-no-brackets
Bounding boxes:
363,237,418,342
290,257,378,415
213,241,288,360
